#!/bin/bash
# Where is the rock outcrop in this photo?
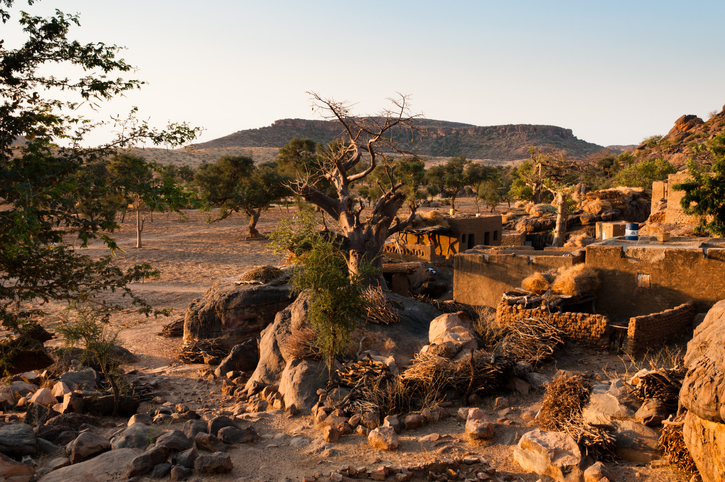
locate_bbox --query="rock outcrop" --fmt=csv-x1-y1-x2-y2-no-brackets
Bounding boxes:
680,299,725,482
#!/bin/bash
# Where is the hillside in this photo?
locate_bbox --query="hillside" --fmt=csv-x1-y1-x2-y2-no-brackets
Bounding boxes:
631,104,725,168
191,118,606,162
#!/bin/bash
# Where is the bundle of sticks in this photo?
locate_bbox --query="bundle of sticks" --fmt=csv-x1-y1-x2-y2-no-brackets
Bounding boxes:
499,316,565,366
364,286,401,325
159,317,184,338
629,366,687,413
178,339,228,364
337,355,390,387
659,414,698,475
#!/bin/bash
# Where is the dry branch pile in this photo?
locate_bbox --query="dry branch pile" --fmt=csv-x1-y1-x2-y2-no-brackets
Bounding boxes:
364,286,401,325
159,317,184,338
178,339,228,364
337,355,390,387
628,366,687,413
282,326,320,360
537,373,617,461
659,414,698,475
499,317,565,366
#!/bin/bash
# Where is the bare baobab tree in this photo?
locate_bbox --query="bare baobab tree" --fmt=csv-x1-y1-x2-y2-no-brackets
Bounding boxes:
293,92,422,284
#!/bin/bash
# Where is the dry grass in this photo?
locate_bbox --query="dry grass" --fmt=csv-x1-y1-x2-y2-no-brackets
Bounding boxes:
550,264,600,297
237,265,284,284
521,272,553,294
282,326,320,360
471,306,502,351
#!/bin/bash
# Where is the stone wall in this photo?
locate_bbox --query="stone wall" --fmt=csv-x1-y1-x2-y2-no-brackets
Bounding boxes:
453,248,585,308
585,240,725,320
626,301,696,356
496,302,610,348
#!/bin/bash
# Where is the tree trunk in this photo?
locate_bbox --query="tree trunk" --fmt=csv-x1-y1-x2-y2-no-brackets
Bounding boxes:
346,227,386,288
551,191,568,247
135,208,143,249
247,208,262,238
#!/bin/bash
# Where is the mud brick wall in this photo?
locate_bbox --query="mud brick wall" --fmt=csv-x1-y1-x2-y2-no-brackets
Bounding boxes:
496,302,611,348
627,301,696,356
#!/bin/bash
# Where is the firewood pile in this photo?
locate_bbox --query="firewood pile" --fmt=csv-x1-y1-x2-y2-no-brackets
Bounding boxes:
499,316,565,366
628,366,687,413
337,355,390,387
159,317,184,338
178,339,228,364
659,414,699,475
537,373,617,461
413,295,478,318
364,286,401,325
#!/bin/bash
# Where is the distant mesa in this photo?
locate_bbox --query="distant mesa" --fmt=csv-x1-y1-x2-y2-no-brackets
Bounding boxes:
192,118,606,162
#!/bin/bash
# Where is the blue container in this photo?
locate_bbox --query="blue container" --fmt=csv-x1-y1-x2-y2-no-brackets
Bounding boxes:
625,223,639,240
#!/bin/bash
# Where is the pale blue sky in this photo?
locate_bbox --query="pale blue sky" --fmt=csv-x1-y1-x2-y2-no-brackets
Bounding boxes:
4,0,725,148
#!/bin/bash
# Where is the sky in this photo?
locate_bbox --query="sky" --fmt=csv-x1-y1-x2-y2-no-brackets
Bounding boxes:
4,0,725,149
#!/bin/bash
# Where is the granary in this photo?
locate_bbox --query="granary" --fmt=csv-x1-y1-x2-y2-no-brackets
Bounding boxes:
384,212,502,261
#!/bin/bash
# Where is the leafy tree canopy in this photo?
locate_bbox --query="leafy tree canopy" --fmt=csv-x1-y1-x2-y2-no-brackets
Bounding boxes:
611,158,676,189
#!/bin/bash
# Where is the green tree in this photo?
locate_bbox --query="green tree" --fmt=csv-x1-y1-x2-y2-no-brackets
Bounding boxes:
195,156,290,238
425,156,491,210
0,2,200,342
270,211,372,386
611,158,676,189
674,134,725,236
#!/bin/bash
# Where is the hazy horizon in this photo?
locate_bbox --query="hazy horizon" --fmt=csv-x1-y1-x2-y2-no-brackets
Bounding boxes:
4,1,725,149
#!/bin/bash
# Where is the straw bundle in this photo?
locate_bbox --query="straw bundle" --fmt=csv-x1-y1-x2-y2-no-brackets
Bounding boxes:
537,373,591,431
551,264,600,297
237,265,283,284
419,209,448,226
628,366,686,413
521,271,554,294
582,198,612,215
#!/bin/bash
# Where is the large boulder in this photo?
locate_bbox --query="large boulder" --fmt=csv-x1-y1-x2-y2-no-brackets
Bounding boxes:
513,429,583,482
680,299,725,482
427,312,477,358
213,339,259,378
278,358,328,411
183,272,294,344
37,447,140,482
0,423,37,457
581,380,636,425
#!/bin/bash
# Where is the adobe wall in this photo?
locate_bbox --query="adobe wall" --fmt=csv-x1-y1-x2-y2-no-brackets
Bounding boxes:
586,241,725,321
453,248,585,308
664,172,700,225
496,302,610,348
627,301,696,356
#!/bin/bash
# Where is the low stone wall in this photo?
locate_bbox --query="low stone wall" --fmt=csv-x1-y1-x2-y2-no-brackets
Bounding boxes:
626,301,696,356
496,302,610,348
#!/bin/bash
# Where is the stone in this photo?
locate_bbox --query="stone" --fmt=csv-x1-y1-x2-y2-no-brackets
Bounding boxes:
111,423,157,450
218,425,258,444
611,420,660,463
279,358,328,412
465,408,495,440
428,312,477,357
66,431,110,464
494,397,510,410
127,413,152,426
150,462,172,478
361,410,380,429
635,398,669,426
171,447,198,468
193,452,233,474
581,381,636,425
51,382,72,399
194,432,225,452
182,419,208,441
59,368,98,390
0,423,37,457
155,430,193,452
368,426,399,451
409,263,452,298
383,415,402,434
214,339,260,379
323,426,340,443
30,388,57,407
404,414,426,430
126,452,155,478
207,416,237,436
0,452,34,479
44,413,101,431
513,429,583,482
183,273,294,344
83,394,140,417
33,447,139,482
169,465,193,481
506,376,532,395
25,402,59,427
59,393,85,414
583,461,614,482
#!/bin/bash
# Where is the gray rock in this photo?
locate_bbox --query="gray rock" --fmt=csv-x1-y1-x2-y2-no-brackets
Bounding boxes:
59,368,98,390
25,402,60,427
635,398,669,426
404,414,426,431
126,452,155,478
169,465,193,481
278,358,328,412
182,419,207,441
36,437,59,454
194,432,225,452
0,423,37,457
207,416,237,436
213,339,259,378
155,430,192,452
465,408,495,440
0,451,35,479
111,423,157,450
146,444,170,465
35,447,140,482
383,415,402,434
193,452,233,474
150,462,171,479
171,447,198,468
612,420,660,463
66,431,110,464
217,425,258,444
368,426,399,451
513,429,583,482
581,380,636,425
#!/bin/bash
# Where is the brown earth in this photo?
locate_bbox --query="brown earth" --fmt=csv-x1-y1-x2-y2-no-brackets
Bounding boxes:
31,200,689,482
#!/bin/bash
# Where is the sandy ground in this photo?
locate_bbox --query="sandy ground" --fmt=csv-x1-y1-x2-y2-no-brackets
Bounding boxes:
32,201,690,482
